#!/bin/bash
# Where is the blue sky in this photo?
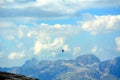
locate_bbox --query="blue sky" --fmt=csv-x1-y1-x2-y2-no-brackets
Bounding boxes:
0,0,120,67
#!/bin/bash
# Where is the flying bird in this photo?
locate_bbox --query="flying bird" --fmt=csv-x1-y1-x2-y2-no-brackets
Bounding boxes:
62,49,64,52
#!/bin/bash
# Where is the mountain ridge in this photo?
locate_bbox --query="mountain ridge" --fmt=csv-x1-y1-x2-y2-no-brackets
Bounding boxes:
0,54,120,80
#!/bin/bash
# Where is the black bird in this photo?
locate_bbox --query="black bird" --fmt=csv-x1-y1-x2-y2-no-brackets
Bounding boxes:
62,49,64,52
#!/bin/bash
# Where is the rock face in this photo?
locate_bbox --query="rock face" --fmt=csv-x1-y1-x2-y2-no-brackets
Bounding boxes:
0,54,120,80
98,57,120,78
0,72,38,80
76,54,100,65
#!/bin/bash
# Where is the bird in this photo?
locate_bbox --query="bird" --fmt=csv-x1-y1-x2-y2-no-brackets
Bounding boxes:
62,49,64,52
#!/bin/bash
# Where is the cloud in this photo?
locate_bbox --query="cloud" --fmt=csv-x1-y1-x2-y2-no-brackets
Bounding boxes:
18,30,24,38
17,25,29,38
73,47,81,56
91,46,97,53
0,0,14,3
8,52,25,60
0,21,79,58
63,45,70,52
0,21,16,28
91,45,101,53
115,37,120,51
0,22,17,40
0,15,119,38
27,31,36,38
0,52,3,57
6,35,14,40
0,0,120,18
14,0,36,3
0,14,119,62
50,52,56,57
33,41,43,54
1,15,119,39
0,0,35,5
33,37,65,54
54,24,62,29
81,15,120,35
26,23,80,38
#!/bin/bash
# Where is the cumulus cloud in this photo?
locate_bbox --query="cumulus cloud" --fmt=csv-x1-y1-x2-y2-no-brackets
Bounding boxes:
33,37,65,54
0,14,120,62
26,23,80,38
0,15,120,38
0,0,120,18
115,37,120,51
33,41,43,54
8,52,25,60
0,21,79,58
81,15,120,35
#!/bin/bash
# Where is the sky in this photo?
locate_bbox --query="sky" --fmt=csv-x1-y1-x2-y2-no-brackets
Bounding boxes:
0,0,120,67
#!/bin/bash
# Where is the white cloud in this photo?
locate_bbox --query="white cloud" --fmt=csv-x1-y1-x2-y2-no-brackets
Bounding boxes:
0,21,79,57
33,41,43,54
0,22,16,28
33,37,65,55
63,45,70,52
53,24,80,36
91,46,97,53
0,14,119,62
1,0,120,18
50,37,64,49
0,52,3,57
91,45,101,53
18,30,24,38
27,31,36,37
0,0,14,3
24,23,80,51
73,47,81,56
26,23,80,39
115,37,120,51
81,15,120,35
8,52,25,60
6,0,14,3
17,25,28,38
54,24,62,29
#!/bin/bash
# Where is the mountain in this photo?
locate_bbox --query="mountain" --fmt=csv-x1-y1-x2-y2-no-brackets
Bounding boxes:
0,54,120,80
0,71,38,80
76,54,100,65
98,56,120,78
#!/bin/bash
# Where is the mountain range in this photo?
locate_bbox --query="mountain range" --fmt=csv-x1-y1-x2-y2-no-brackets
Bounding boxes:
0,54,120,80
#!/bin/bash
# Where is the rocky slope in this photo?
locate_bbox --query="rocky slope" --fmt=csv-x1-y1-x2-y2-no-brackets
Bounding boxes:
0,71,38,80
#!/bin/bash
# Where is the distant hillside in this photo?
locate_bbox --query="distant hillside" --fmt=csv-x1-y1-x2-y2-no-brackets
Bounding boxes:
0,71,38,80
0,54,120,80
